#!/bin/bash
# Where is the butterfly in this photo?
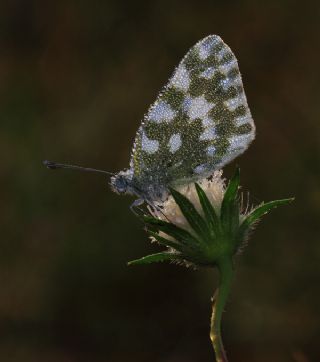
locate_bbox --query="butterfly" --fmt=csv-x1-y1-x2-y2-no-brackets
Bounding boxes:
110,35,255,207
44,35,255,209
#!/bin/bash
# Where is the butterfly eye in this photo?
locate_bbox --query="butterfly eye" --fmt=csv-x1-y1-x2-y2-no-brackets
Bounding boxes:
115,176,128,194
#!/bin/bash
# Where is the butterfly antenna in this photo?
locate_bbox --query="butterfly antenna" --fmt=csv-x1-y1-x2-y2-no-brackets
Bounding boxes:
43,160,114,176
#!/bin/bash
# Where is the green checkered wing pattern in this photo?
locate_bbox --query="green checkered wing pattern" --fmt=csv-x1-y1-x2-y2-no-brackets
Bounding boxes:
130,35,255,188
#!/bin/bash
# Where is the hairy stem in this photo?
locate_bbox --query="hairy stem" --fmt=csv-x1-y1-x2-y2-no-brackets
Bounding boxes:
210,257,234,362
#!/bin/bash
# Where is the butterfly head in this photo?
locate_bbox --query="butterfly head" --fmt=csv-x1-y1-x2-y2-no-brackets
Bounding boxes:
110,169,134,195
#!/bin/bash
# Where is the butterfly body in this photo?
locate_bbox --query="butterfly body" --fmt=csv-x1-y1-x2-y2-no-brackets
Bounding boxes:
110,35,255,206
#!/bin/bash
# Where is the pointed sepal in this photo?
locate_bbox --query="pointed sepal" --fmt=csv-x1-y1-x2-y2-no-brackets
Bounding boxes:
142,215,200,247
195,182,221,237
169,187,209,242
220,168,240,235
128,252,179,266
238,198,294,237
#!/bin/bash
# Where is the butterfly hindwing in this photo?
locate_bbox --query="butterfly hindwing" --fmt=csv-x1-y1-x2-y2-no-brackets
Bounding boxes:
130,35,255,189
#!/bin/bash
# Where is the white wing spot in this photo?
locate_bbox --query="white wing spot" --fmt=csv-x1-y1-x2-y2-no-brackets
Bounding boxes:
198,45,211,60
229,133,254,151
216,47,228,61
224,96,246,112
169,64,190,91
168,133,182,153
197,35,221,60
220,76,242,91
141,131,159,154
186,95,215,120
219,59,238,75
200,127,216,141
182,96,192,113
202,116,214,127
194,164,207,174
220,78,232,90
200,67,216,79
207,145,216,156
148,100,176,123
215,132,255,169
235,115,253,126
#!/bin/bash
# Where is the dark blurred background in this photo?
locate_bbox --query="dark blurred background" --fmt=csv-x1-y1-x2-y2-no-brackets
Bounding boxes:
0,1,319,361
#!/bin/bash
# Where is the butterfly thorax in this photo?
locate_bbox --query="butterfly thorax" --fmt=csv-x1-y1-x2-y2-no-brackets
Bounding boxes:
110,168,168,203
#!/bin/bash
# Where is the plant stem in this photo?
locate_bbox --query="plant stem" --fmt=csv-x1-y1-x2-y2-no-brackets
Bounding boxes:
210,257,234,362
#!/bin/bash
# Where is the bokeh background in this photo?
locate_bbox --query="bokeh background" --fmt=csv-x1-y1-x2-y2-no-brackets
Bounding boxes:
1,1,319,361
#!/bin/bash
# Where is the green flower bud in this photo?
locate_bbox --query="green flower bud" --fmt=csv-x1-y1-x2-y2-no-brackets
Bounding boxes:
129,168,293,268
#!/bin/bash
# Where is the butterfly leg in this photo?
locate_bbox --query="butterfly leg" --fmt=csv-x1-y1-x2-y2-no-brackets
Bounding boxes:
130,198,145,215
145,201,172,222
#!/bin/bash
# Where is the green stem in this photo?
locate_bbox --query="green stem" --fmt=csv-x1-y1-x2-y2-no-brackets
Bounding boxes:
210,257,234,362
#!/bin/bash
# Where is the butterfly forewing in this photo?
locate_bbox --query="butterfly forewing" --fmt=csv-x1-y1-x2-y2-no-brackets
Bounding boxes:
130,35,255,189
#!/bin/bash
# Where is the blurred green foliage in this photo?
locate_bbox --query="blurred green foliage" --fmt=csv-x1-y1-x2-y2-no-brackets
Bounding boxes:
0,1,319,361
